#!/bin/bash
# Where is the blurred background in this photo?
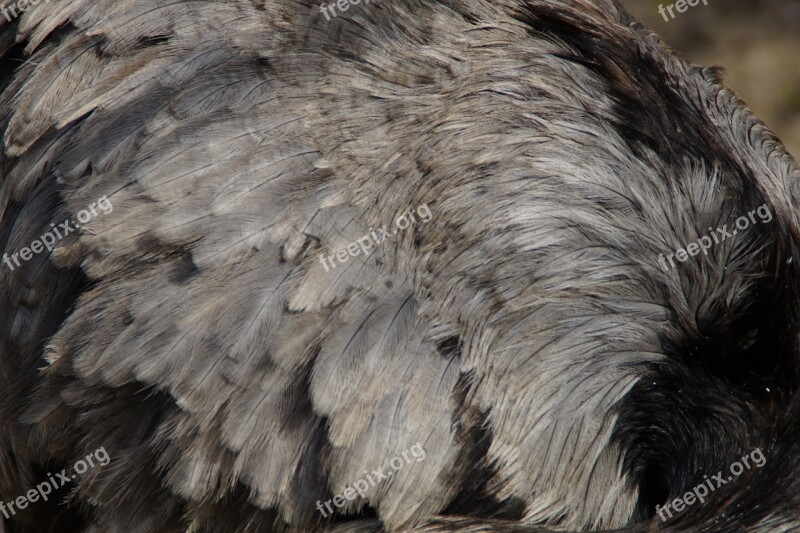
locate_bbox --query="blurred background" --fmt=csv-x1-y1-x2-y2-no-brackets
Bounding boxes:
620,0,800,157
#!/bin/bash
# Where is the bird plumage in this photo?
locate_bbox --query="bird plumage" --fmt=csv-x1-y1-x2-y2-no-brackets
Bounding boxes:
1,0,800,531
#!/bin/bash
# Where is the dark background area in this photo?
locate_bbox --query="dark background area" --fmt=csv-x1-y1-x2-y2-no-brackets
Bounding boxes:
621,0,800,157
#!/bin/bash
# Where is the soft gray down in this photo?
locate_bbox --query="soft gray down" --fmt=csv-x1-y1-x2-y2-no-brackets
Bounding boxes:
1,1,799,532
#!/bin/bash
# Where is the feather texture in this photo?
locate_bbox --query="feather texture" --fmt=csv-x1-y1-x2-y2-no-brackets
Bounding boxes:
1,1,800,532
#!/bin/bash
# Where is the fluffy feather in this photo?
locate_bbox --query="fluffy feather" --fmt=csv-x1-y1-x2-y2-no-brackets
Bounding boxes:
1,1,800,532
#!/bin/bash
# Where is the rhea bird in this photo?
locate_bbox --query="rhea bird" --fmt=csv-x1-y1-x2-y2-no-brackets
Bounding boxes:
0,0,799,531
